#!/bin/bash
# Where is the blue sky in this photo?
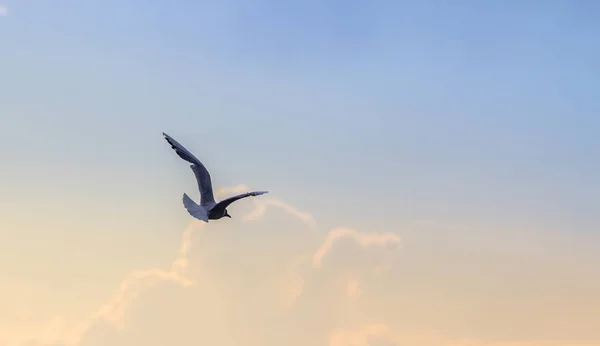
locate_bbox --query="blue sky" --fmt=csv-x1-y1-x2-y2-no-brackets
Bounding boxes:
2,0,598,233
1,0,599,253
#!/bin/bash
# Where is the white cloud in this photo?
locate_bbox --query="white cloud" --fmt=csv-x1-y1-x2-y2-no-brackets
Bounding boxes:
6,186,598,346
312,227,401,269
8,186,401,346
329,324,600,346
345,279,362,300
216,184,316,229
6,221,203,346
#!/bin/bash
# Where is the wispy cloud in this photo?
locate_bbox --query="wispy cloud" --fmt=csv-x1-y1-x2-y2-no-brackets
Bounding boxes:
216,184,317,230
6,186,598,346
0,6,7,16
330,324,600,346
244,197,317,230
6,221,203,346
345,279,362,300
9,186,394,346
312,227,401,269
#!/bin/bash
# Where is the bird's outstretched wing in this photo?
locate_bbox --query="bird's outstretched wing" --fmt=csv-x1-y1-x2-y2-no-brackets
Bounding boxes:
212,191,268,213
163,132,216,207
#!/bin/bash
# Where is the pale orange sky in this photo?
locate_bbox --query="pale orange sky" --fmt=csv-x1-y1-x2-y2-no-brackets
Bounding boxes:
1,185,598,346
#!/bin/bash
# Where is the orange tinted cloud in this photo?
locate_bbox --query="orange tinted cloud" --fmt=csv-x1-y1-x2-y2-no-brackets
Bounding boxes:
5,186,598,346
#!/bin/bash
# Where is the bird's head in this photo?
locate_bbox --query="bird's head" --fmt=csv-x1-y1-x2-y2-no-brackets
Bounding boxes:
224,210,231,218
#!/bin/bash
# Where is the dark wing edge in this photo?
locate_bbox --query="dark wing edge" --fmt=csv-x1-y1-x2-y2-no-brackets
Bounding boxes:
213,191,268,211
162,132,202,165
163,132,216,205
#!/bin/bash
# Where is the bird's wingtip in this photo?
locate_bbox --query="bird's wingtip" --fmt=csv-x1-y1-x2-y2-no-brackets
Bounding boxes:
162,132,173,144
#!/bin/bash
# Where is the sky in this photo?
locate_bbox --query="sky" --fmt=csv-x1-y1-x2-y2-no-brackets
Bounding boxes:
1,1,599,345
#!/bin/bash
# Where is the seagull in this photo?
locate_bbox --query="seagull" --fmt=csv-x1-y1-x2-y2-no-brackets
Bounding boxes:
163,132,268,222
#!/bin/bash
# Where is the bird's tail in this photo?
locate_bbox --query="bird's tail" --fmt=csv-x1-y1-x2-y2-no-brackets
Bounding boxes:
182,193,209,222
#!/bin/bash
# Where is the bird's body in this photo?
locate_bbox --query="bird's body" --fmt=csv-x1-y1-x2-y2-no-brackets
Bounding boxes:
163,132,267,222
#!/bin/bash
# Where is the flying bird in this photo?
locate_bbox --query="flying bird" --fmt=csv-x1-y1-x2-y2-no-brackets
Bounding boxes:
163,132,268,222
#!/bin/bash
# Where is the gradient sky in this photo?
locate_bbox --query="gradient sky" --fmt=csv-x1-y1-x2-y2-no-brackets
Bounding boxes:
1,1,599,346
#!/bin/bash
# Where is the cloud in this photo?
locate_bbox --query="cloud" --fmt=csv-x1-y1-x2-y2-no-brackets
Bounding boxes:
216,184,316,229
345,279,362,300
329,324,390,346
312,227,401,269
329,324,600,346
6,185,599,346
6,221,203,346
0,6,7,16
8,186,370,346
5,188,235,346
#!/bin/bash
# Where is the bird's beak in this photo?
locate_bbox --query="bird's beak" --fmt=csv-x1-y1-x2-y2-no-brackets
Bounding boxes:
226,214,232,218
